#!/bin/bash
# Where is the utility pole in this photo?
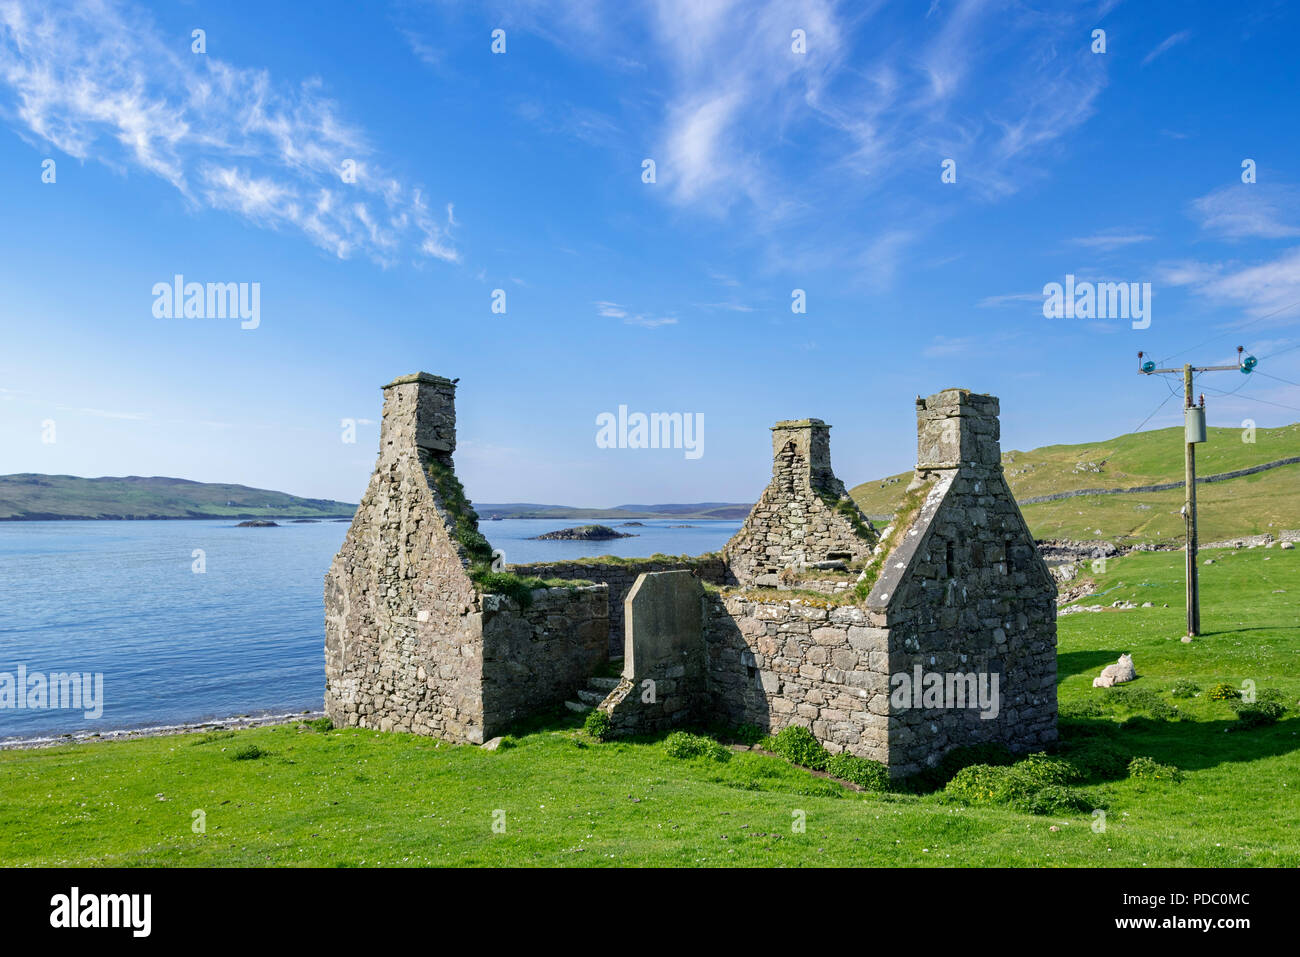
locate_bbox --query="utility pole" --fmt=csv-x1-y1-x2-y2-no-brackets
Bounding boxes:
1138,346,1257,638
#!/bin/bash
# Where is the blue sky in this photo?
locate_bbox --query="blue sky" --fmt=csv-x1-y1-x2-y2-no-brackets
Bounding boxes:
1,0,1299,506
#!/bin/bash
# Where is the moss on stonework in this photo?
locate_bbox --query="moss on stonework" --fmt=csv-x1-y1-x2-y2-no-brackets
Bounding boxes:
854,479,933,602
425,458,575,608
717,587,855,609
817,490,876,542
468,568,595,609
514,552,720,569
424,458,494,566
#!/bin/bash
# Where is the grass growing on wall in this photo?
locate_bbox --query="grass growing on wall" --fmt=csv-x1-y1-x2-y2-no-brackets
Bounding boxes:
424,459,591,607
2,549,1298,866
854,479,933,602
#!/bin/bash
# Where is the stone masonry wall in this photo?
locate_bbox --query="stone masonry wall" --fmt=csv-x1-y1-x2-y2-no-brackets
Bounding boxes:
481,585,609,736
705,594,891,762
724,419,876,586
507,556,729,655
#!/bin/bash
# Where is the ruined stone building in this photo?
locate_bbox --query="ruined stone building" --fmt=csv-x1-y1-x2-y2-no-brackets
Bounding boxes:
325,373,1057,775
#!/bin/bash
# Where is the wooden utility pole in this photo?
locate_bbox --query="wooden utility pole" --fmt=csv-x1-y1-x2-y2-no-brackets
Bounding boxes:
1182,364,1200,637
1138,347,1256,638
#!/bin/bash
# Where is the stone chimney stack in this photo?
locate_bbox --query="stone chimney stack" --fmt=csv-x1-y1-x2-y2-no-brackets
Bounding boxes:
914,389,1001,476
380,372,457,463
771,418,835,487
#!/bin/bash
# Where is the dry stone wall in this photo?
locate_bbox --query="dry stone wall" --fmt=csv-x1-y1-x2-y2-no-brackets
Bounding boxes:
705,595,892,762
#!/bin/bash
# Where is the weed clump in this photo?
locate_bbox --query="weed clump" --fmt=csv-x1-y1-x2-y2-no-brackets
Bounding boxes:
664,731,731,762
764,726,829,771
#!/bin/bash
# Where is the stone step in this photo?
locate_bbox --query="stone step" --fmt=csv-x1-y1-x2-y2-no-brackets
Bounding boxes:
587,676,620,691
576,688,607,706
564,700,592,713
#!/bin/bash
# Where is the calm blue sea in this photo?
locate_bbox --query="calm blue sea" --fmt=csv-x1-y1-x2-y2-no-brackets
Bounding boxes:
0,518,739,742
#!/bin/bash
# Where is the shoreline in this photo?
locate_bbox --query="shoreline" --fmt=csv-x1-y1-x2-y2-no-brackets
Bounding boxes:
0,708,326,751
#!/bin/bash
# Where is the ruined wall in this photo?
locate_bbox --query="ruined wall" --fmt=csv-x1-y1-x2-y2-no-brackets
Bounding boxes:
723,419,876,586
506,556,729,655
705,595,892,762
481,585,609,736
324,373,486,740
866,390,1058,776
325,372,610,744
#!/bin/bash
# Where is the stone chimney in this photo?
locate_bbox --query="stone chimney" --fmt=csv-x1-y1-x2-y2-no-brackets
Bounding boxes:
771,418,836,488
380,372,457,463
914,388,1000,479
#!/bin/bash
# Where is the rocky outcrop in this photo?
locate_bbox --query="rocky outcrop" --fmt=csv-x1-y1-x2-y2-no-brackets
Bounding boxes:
532,524,636,541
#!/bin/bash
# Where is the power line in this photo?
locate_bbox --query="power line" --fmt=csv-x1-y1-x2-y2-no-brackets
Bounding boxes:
1255,370,1300,389
1260,340,1300,361
1158,298,1300,366
1132,379,1179,432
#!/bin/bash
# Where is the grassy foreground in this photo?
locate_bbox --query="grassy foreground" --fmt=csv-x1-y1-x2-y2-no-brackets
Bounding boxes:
1,548,1297,867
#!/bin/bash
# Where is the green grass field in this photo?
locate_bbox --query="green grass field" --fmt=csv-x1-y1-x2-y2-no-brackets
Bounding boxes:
2,548,1297,867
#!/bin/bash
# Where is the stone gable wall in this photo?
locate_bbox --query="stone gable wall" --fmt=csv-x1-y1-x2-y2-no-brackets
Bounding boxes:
324,443,486,741
724,420,876,585
865,390,1058,775
326,373,614,745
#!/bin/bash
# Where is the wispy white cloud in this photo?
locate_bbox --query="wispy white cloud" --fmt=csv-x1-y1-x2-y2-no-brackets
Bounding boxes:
1068,230,1156,251
59,406,149,420
595,300,677,327
1142,30,1191,67
1190,184,1300,241
595,301,628,319
1159,246,1300,320
977,292,1041,308
0,0,458,265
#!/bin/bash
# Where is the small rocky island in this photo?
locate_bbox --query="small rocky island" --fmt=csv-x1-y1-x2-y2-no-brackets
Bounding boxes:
236,520,279,527
531,523,636,541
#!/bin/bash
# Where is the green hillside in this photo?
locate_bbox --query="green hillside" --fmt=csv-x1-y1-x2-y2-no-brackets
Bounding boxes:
0,474,355,521
849,423,1300,543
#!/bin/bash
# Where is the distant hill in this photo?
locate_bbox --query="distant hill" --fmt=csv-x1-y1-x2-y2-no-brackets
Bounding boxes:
0,474,356,521
849,423,1300,544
